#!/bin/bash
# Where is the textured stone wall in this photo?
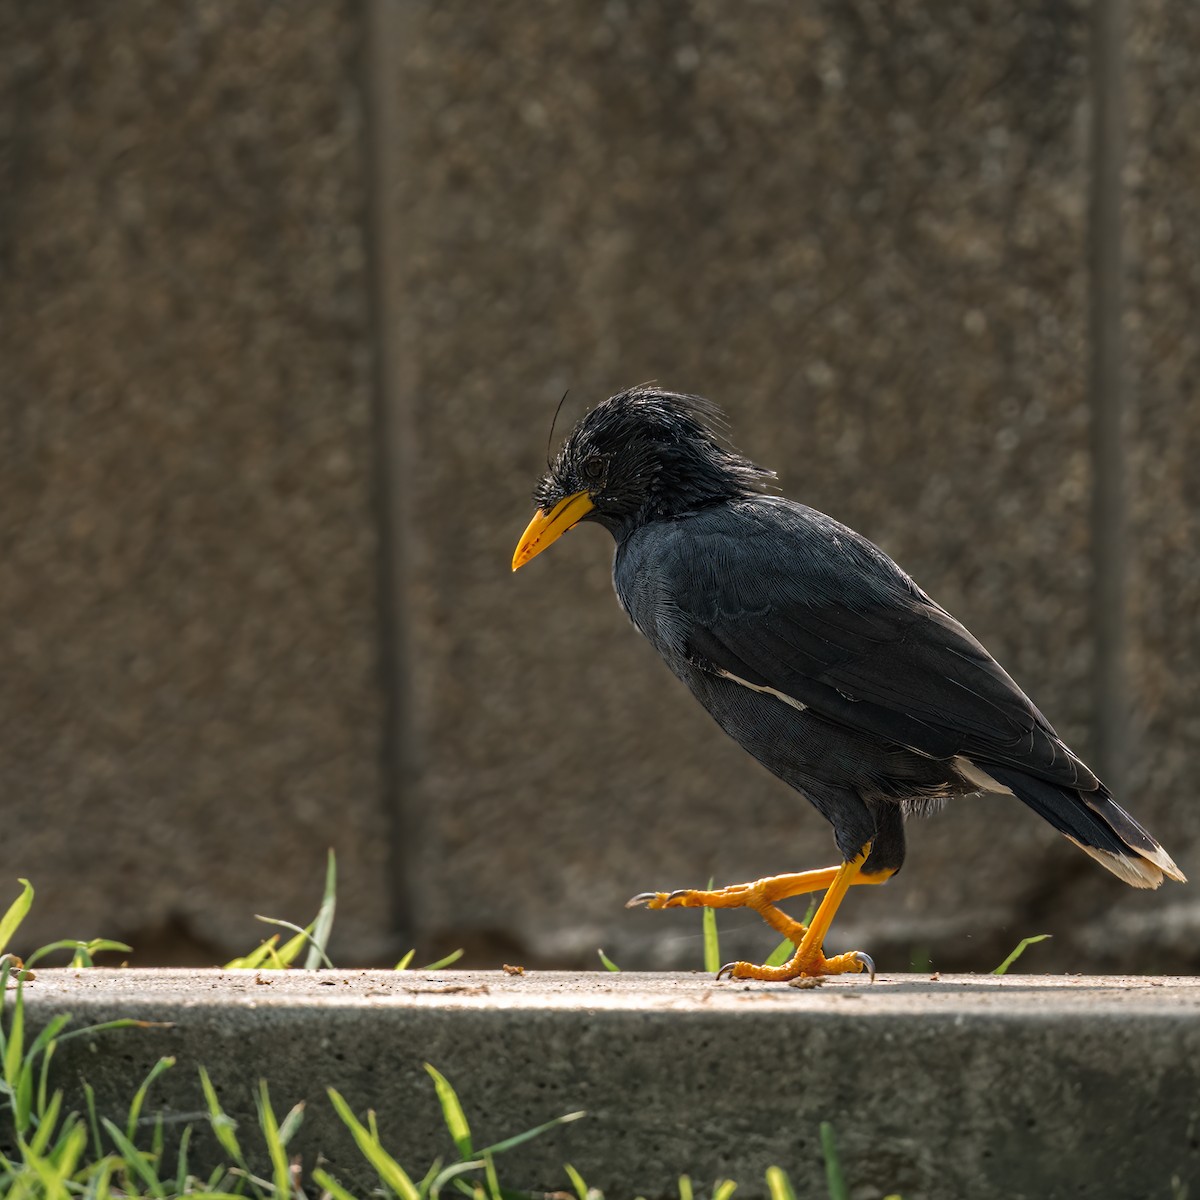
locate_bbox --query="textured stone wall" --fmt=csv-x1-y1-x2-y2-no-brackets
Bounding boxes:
1110,0,1200,969
0,2,394,958
1,1,1196,971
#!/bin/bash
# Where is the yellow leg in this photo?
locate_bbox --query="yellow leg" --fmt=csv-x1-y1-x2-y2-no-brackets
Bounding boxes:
627,865,844,912
628,867,842,946
718,848,873,982
751,902,811,946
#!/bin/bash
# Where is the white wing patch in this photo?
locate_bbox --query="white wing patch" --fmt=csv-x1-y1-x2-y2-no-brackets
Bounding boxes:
952,755,1016,796
715,668,808,712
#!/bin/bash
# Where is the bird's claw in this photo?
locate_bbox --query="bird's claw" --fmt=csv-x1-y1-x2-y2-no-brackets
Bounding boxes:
854,951,877,982
626,889,700,910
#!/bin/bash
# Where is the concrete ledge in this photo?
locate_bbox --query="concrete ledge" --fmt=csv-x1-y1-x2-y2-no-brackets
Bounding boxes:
11,970,1200,1199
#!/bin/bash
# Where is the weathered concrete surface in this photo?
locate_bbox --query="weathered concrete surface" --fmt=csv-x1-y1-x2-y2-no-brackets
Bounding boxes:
393,0,1196,973
0,4,394,957
13,969,1200,1200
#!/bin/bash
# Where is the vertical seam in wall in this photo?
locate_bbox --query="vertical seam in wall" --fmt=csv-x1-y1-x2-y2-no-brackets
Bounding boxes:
1087,0,1129,793
363,0,415,937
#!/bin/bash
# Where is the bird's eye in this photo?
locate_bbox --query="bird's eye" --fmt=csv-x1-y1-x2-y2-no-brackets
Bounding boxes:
581,455,606,483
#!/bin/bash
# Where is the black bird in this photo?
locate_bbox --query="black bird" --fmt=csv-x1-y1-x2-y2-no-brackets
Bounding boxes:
512,387,1185,981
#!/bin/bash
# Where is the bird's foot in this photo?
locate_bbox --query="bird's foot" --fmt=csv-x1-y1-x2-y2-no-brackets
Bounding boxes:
716,948,875,983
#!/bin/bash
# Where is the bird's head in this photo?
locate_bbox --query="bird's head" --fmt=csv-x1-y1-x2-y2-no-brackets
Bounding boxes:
513,386,775,569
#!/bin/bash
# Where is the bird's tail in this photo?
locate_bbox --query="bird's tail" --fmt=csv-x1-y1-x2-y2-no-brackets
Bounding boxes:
986,767,1187,889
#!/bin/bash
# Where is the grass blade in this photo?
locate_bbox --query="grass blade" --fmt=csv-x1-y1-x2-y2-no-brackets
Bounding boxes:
27,1013,71,1073
26,1089,62,1156
272,927,313,969
24,939,132,970
483,1151,502,1200
424,948,465,971
763,899,815,968
713,1181,738,1200
597,949,620,972
4,975,25,1085
425,1064,473,1157
4,977,30,1134
765,1165,797,1200
175,1122,193,1196
476,1109,586,1157
35,1035,55,1119
313,1167,360,1200
102,1117,167,1198
820,1122,848,1200
54,1018,174,1046
264,939,291,970
126,1056,176,1141
326,1087,421,1200
564,1163,589,1200
199,1066,246,1166
305,848,338,971
255,1079,293,1199
764,939,794,968
277,1099,306,1148
993,934,1051,975
702,879,720,974
253,917,333,970
223,936,280,971
429,1157,486,1195
50,1118,89,1181
418,1155,445,1196
394,949,416,971
84,1080,103,1164
0,879,34,955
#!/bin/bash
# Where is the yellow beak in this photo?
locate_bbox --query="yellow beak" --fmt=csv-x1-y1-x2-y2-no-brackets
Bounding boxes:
512,490,596,571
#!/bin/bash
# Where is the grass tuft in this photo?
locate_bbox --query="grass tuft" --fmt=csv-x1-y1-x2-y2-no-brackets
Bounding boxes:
224,850,338,971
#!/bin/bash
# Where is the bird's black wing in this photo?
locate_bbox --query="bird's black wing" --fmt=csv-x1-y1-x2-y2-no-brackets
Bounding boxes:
640,498,1097,791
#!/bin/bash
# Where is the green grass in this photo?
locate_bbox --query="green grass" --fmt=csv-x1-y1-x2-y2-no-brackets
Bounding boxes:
0,986,584,1196
992,934,1051,975
596,948,621,972
222,852,465,975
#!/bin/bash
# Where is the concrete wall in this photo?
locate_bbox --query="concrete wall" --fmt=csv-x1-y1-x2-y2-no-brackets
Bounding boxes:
23,970,1200,1200
2,1,1197,972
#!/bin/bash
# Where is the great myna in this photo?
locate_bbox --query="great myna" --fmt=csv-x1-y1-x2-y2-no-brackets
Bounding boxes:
512,387,1185,981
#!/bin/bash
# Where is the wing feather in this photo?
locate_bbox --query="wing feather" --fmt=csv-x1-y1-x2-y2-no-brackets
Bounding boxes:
644,498,1096,792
